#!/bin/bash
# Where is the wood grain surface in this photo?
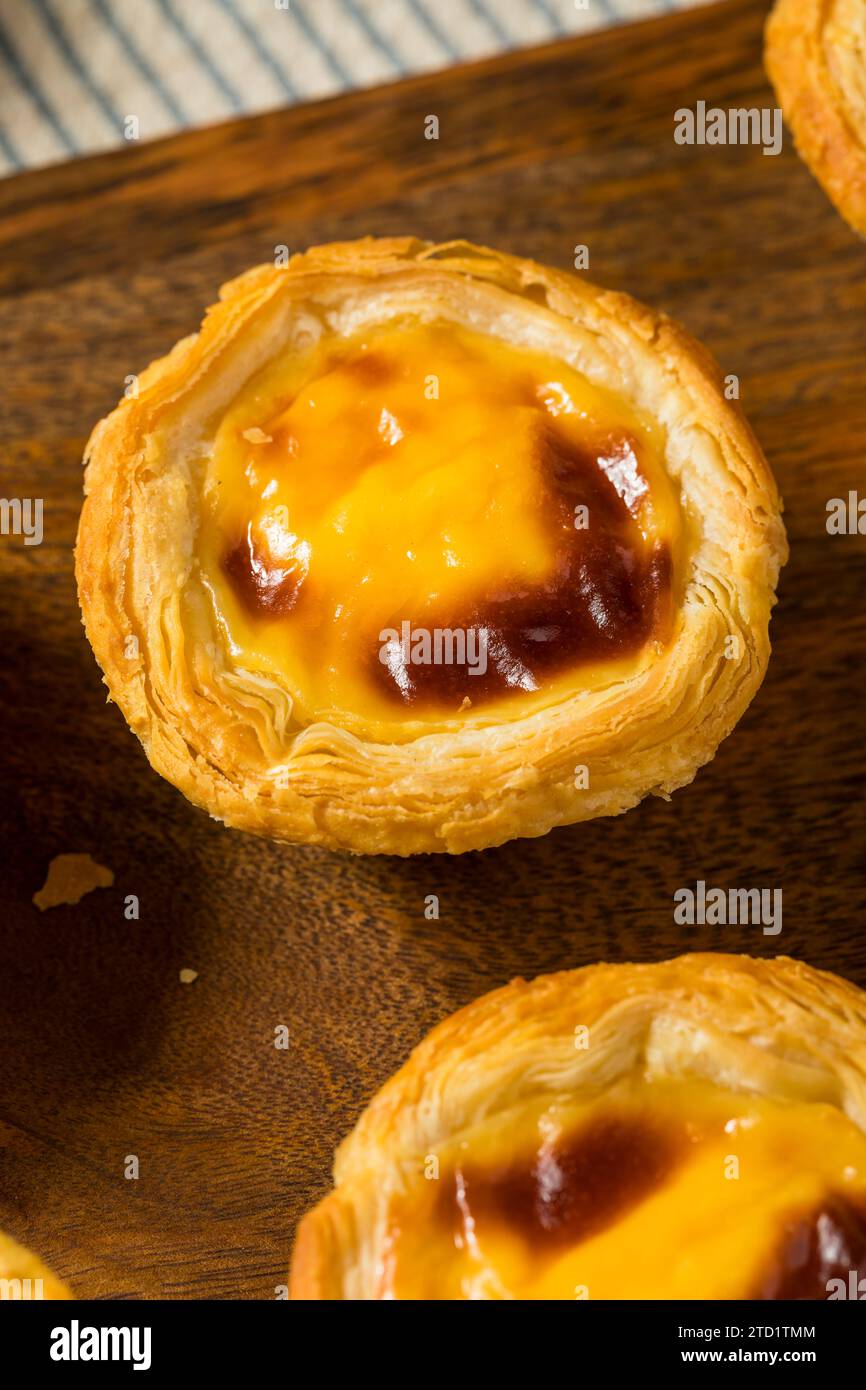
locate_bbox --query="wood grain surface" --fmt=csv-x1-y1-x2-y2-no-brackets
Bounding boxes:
1,0,865,1299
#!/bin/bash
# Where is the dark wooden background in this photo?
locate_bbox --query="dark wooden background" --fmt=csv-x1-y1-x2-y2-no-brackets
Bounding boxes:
0,0,864,1299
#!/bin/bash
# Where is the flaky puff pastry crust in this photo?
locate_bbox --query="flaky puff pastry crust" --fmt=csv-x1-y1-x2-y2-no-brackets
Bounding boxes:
76,238,786,855
766,0,866,236
289,953,866,1299
0,1230,71,1299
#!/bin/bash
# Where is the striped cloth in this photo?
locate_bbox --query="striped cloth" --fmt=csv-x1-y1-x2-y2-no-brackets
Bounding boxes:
0,0,709,178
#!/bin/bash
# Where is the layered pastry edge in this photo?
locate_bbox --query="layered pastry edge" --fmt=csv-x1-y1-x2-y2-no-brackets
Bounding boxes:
289,953,866,1300
766,0,866,237
76,238,786,854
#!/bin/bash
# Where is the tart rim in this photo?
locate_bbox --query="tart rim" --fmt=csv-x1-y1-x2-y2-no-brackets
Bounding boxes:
289,952,866,1299
765,0,866,238
76,237,786,855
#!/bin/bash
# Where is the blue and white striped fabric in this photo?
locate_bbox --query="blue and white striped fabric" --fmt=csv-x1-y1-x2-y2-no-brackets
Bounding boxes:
0,0,710,178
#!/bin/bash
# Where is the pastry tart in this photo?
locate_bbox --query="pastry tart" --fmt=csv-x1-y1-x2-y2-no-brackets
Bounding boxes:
766,0,866,236
289,954,866,1300
76,239,785,855
0,1229,71,1299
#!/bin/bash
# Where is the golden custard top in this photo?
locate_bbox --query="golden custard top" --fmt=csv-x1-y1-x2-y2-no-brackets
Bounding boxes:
197,321,682,732
381,1078,866,1300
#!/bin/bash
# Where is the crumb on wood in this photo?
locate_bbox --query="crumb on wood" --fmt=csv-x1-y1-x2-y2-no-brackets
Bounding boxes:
33,853,114,911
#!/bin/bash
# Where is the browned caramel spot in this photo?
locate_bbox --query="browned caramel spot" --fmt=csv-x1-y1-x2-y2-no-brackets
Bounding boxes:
369,424,671,706
443,1112,683,1252
753,1197,866,1300
223,523,308,616
340,347,395,387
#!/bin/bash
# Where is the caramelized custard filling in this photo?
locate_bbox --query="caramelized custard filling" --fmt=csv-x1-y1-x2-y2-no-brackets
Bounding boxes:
198,322,681,728
382,1079,866,1300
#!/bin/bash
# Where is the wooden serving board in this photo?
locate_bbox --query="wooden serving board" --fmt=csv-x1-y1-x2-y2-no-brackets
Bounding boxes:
1,0,864,1300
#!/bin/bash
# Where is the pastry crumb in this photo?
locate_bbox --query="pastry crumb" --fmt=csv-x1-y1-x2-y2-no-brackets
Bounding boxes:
242,426,272,444
33,853,114,911
179,968,198,984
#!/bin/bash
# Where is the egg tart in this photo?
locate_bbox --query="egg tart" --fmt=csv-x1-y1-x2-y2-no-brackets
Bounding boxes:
76,238,786,855
766,0,866,236
290,954,866,1300
0,1229,71,1299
